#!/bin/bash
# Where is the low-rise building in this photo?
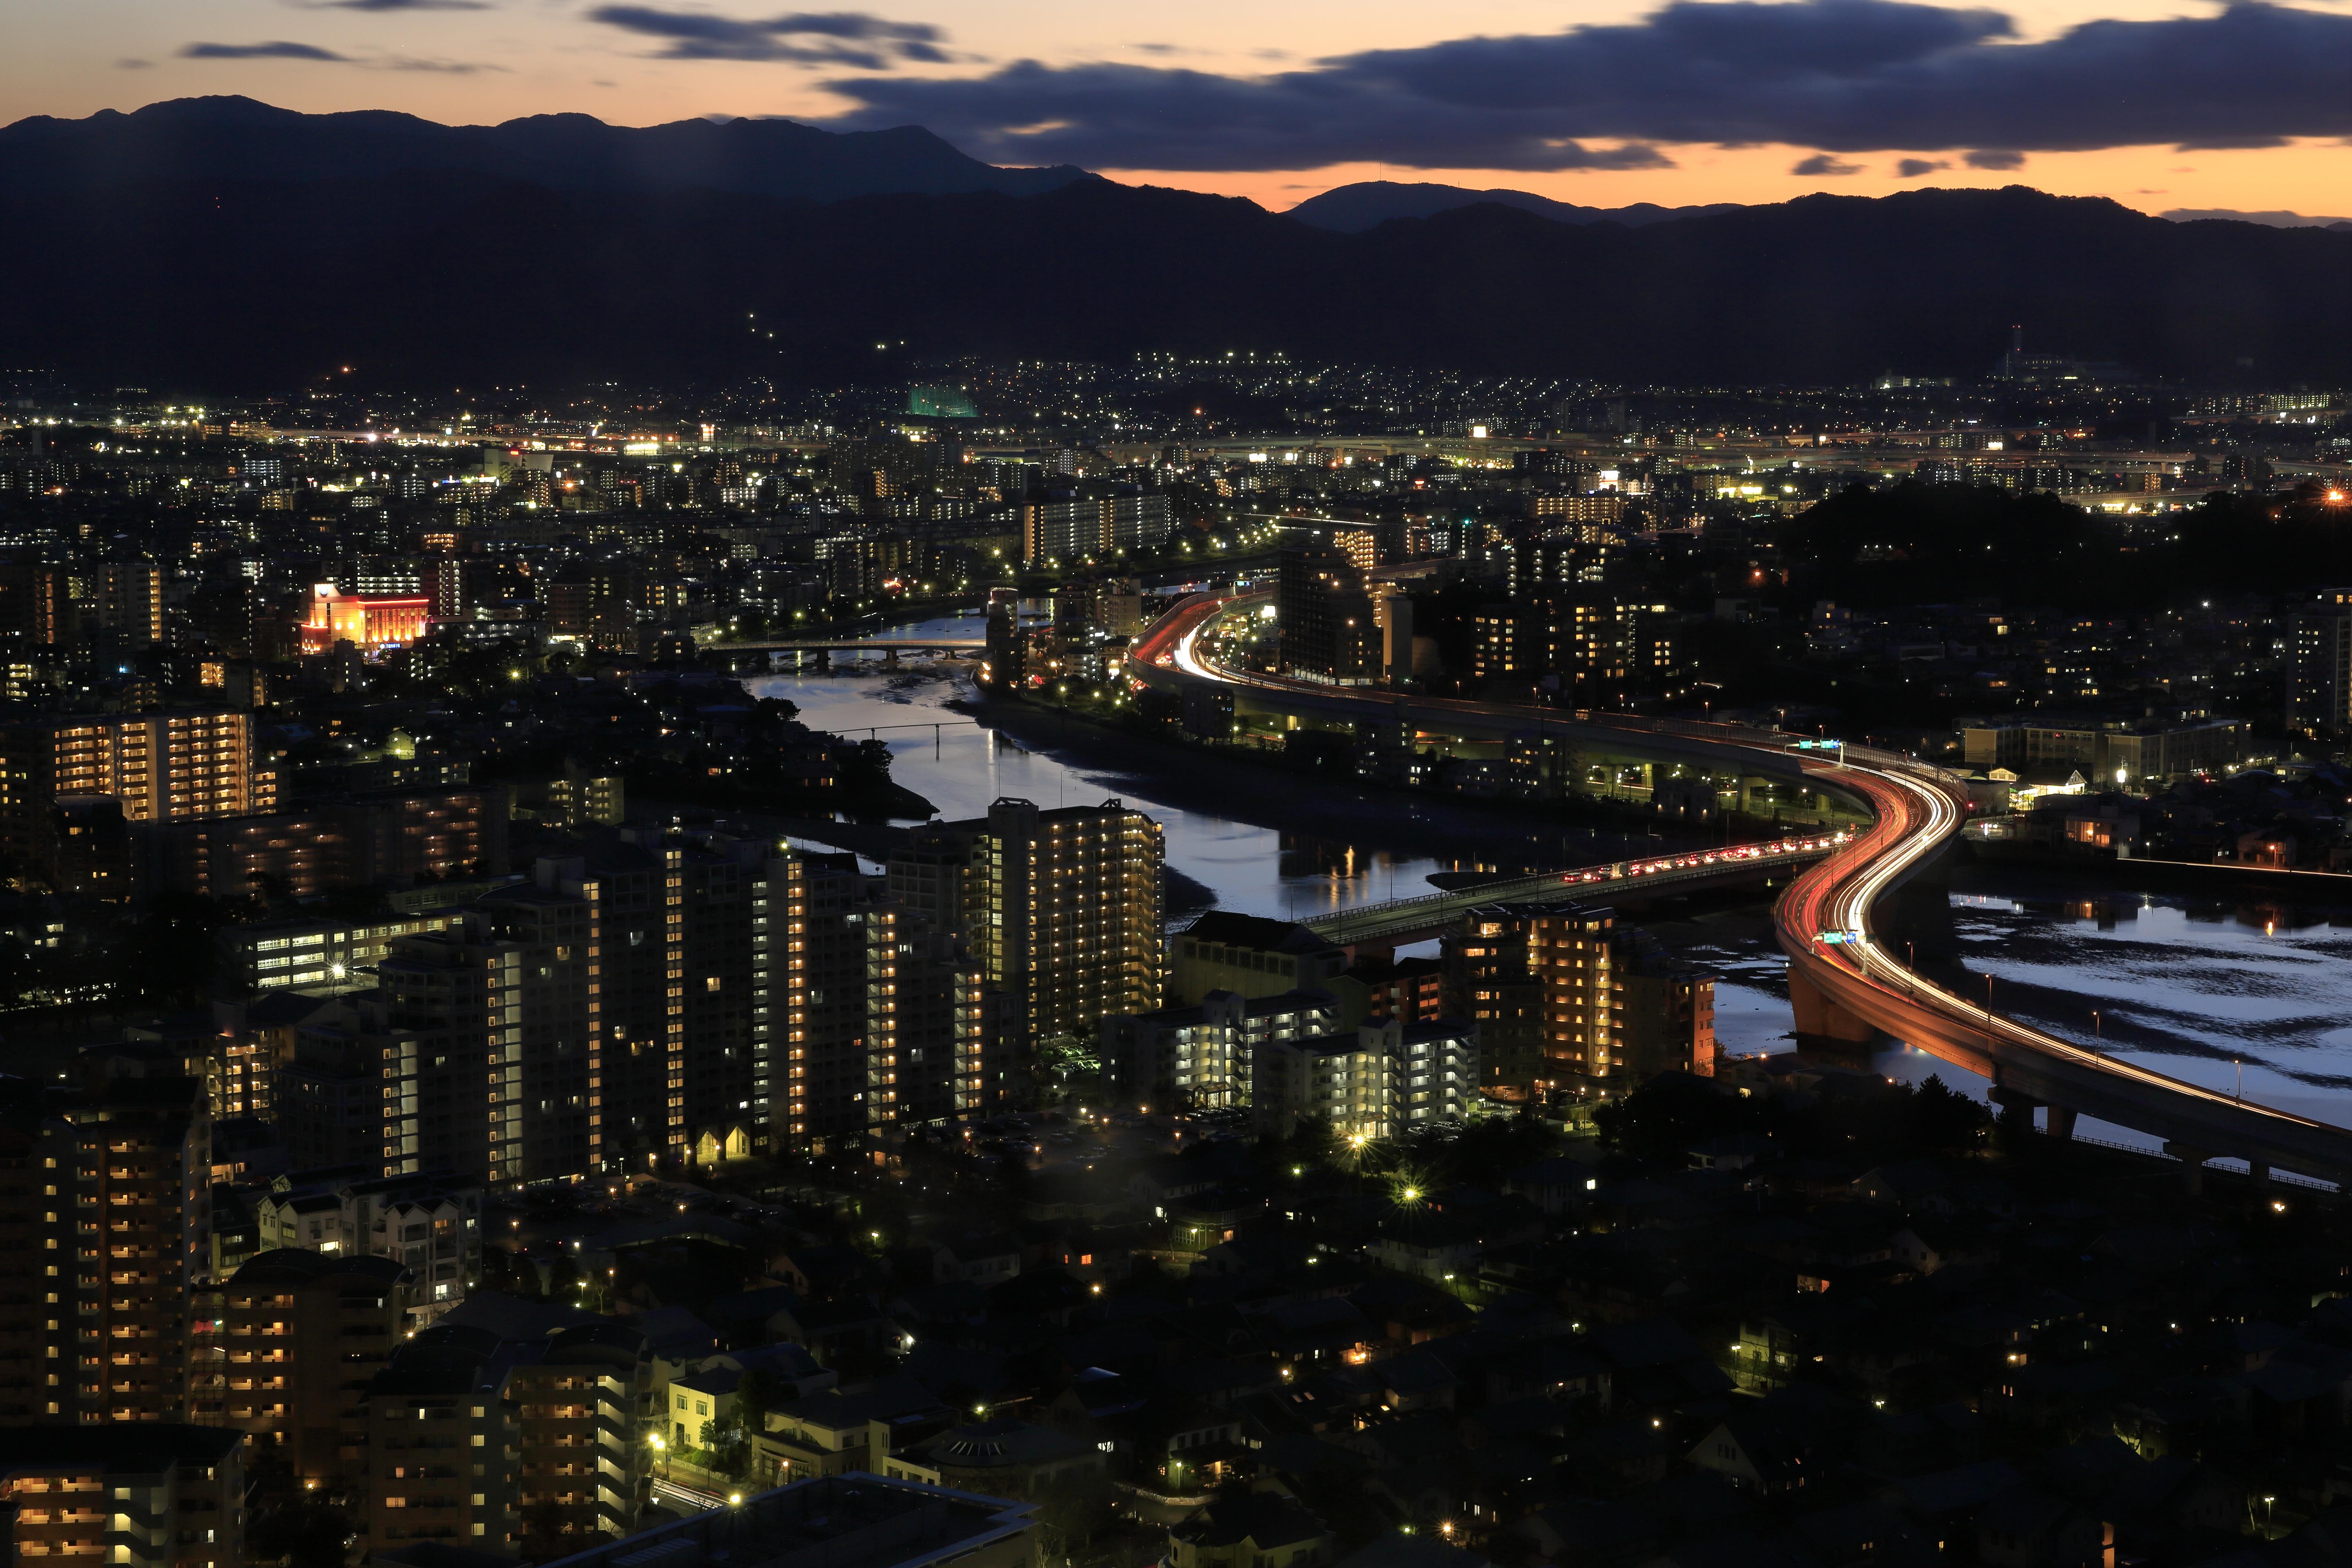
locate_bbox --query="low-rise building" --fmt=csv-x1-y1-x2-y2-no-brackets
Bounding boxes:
755,1376,957,1485
1169,1494,1334,1568
537,1473,1038,1568
1960,717,2245,786
1169,914,1356,1009
883,1417,1105,1498
252,1169,482,1318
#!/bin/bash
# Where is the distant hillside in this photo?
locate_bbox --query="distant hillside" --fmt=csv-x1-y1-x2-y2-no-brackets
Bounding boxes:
1287,180,1740,233
0,139,2347,392
0,96,1093,203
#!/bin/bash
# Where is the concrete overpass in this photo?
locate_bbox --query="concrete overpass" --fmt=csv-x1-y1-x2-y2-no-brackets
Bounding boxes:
1130,590,2352,1188
1295,836,1841,949
1129,589,1874,825
1775,751,2352,1189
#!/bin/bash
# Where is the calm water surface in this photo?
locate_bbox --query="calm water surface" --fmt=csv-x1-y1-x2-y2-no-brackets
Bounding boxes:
744,609,1456,930
1947,878,2352,1132
746,614,2352,1136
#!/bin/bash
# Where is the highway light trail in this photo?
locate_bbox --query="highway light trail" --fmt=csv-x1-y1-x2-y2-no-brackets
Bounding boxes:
1138,588,2352,1163
1778,750,2338,1127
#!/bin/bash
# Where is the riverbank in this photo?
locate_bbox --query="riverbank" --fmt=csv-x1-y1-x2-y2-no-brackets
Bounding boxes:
962,689,1835,878
961,694,1673,873
1964,839,2352,899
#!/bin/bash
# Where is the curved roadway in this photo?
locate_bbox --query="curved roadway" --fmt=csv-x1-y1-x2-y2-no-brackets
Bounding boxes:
1130,589,2352,1185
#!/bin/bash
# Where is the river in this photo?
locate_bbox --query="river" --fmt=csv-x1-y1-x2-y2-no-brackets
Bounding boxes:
744,608,1680,932
744,614,2352,1139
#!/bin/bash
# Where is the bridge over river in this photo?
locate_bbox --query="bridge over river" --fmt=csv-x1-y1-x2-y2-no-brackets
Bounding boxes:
1129,589,2352,1189
1279,836,1842,949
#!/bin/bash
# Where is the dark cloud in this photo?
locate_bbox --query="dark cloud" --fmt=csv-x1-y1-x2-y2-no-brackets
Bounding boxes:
179,38,499,69
586,7,944,67
376,54,507,70
769,10,938,40
815,0,2352,172
306,0,491,9
116,58,154,69
180,40,352,60
1963,148,2025,169
1896,157,1946,176
1791,153,1862,175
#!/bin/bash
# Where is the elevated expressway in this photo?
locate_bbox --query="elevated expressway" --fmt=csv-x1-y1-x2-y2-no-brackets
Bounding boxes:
1131,591,2352,1187
1296,835,1842,949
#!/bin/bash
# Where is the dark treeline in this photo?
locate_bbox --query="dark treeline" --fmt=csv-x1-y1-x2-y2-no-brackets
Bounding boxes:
1776,481,2352,614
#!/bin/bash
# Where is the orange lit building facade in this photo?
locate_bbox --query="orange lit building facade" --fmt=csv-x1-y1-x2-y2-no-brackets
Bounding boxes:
300,586,429,656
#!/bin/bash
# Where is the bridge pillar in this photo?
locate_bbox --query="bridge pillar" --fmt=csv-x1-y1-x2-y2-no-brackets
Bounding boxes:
2248,1160,2271,1185
1787,967,1874,1050
1989,1085,2044,1141
2045,1105,2078,1142
885,647,901,667
2163,1143,2213,1196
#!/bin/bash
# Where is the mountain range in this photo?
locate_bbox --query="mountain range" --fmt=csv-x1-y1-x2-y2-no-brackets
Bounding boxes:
0,95,1090,203
4,98,2351,393
1285,181,1742,233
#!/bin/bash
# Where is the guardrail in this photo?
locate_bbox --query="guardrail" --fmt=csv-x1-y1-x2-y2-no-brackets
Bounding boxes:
2067,1133,2339,1191
650,1478,728,1514
1276,836,1843,945
1167,589,2352,1179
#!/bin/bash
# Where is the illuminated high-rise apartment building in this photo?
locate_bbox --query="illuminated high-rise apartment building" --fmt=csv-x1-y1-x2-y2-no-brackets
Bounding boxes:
1449,903,1716,1100
233,829,996,1179
893,799,1162,1049
0,1062,211,1427
0,708,269,901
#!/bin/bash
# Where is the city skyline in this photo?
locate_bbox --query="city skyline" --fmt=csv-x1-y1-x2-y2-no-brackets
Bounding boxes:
8,0,2352,219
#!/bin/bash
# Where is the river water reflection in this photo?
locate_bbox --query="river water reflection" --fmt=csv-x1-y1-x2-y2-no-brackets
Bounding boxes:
744,617,2352,1134
744,611,1459,929
1943,872,2352,1132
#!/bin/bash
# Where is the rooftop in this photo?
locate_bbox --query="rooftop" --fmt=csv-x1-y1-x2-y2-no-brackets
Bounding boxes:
537,1473,1035,1568
0,1423,243,1476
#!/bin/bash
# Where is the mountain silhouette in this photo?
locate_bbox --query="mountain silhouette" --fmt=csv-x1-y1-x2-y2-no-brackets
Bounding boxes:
0,96,1093,203
0,108,2345,394
1286,180,1740,233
